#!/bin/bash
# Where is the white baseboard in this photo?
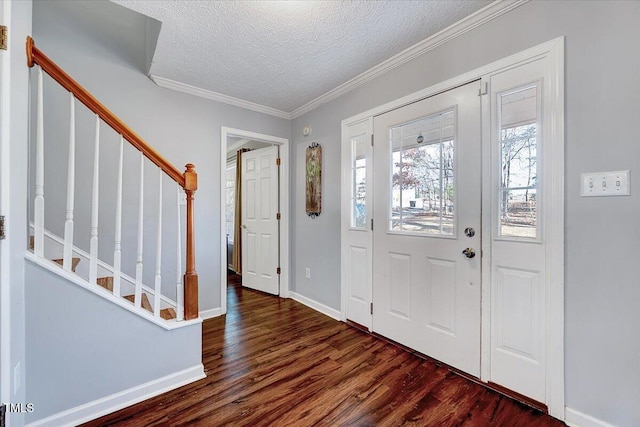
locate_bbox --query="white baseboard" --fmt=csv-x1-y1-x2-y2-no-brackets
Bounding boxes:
290,292,341,321
199,307,222,320
26,364,206,427
565,407,615,427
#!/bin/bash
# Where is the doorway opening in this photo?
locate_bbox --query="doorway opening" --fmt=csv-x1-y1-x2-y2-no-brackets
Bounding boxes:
220,127,289,315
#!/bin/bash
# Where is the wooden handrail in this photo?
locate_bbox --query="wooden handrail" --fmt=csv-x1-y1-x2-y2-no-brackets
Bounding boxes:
26,37,185,187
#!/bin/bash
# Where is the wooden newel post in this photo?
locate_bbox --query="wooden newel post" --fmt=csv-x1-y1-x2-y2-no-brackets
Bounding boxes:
183,163,199,320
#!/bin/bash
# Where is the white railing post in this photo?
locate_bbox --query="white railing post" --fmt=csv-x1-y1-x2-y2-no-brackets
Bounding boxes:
113,136,124,297
89,115,100,284
63,93,76,271
134,152,144,309
154,169,163,318
34,66,45,258
176,184,184,320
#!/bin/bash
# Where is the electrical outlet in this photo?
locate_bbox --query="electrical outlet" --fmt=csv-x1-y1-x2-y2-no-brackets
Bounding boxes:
305,268,311,279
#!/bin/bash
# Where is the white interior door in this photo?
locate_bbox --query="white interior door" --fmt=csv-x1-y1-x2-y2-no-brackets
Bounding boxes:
372,81,482,376
241,145,280,295
485,59,548,403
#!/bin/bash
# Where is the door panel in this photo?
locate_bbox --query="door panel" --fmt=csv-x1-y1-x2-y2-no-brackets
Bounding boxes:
426,257,456,333
372,81,481,376
241,145,279,295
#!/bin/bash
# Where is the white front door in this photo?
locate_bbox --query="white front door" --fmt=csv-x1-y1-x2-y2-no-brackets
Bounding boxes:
372,81,482,376
241,145,280,295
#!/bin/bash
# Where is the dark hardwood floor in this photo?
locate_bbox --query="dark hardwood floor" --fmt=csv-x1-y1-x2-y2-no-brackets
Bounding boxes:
83,273,565,426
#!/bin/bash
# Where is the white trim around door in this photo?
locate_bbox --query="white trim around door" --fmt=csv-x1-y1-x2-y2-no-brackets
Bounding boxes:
0,0,12,409
219,127,290,316
340,37,564,420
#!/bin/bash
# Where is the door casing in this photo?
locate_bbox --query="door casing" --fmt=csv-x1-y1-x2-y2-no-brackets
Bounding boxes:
220,127,290,316
0,0,10,409
340,38,565,419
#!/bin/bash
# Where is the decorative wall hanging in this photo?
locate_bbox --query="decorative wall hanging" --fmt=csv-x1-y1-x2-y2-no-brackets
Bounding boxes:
305,142,322,218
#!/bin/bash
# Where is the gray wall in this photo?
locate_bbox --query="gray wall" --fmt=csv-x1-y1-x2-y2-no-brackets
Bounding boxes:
3,1,33,426
24,260,202,423
291,1,640,425
32,0,291,312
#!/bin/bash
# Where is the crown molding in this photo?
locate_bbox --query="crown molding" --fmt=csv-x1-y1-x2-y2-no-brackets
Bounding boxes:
289,0,528,119
149,0,527,121
149,75,292,120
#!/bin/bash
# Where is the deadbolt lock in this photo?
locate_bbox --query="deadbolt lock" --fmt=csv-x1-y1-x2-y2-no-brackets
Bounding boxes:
464,227,475,238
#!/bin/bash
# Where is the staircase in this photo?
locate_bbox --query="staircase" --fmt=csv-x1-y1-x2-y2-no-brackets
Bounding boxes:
25,37,199,327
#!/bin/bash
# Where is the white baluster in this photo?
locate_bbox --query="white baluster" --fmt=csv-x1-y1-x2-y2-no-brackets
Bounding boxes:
89,115,100,284
154,169,163,318
134,152,144,309
113,136,124,297
34,66,45,258
63,93,76,272
176,184,184,321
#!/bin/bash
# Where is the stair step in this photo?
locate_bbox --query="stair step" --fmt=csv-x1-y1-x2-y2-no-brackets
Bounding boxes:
96,276,113,292
160,308,177,320
124,293,153,313
52,257,80,272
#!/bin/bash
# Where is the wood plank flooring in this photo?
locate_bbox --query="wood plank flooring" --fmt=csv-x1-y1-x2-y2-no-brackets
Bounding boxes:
83,274,565,426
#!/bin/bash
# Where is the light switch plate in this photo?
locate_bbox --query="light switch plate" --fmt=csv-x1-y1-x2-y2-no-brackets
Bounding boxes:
581,170,630,197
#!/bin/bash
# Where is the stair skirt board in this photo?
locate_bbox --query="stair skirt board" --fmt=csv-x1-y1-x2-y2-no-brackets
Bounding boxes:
25,364,206,427
25,253,201,331
29,225,179,310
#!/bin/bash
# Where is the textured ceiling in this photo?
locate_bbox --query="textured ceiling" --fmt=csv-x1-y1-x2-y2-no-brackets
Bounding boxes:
113,0,491,114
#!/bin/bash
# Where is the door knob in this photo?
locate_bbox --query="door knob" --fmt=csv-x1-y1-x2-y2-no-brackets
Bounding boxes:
241,224,247,229
462,248,476,259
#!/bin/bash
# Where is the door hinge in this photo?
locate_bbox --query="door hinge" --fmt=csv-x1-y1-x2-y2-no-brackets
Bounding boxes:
276,157,281,166
371,134,374,146
370,218,373,231
0,26,7,50
478,82,488,96
276,267,281,275
370,302,373,315
276,213,281,220
0,215,5,240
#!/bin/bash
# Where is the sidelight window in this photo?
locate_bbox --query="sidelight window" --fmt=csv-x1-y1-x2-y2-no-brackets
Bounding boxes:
498,84,539,239
350,133,368,229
